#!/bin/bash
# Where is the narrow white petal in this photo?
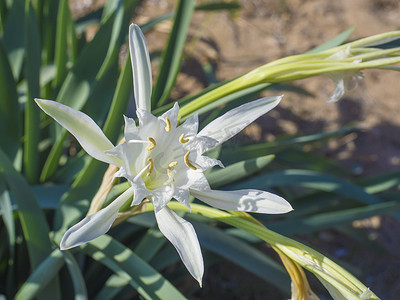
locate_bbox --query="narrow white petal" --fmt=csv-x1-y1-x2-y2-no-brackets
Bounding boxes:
327,78,345,103
161,102,179,129
152,186,174,212
198,96,282,152
60,187,134,250
35,99,122,166
123,115,140,140
190,188,293,214
155,207,204,286
129,24,152,112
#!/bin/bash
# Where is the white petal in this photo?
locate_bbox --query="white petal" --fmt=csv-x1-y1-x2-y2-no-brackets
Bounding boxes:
136,108,158,128
129,24,152,112
190,188,293,214
173,187,191,209
180,113,199,135
177,169,210,191
60,187,134,250
151,186,174,212
130,177,149,206
35,99,122,166
198,96,282,152
327,77,345,103
161,102,179,129
194,154,224,171
155,207,204,286
123,115,140,141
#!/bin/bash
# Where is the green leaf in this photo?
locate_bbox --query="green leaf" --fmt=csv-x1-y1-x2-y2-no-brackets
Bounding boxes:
31,185,68,209
2,0,25,80
151,0,196,107
97,0,141,79
41,0,60,69
102,53,132,143
191,220,290,293
358,170,400,194
221,126,356,163
133,228,167,262
270,201,400,236
307,27,354,54
23,0,41,183
183,83,271,122
0,178,15,255
53,0,69,86
195,1,240,11
81,235,187,300
234,169,382,206
0,40,20,161
61,251,88,300
206,155,274,188
0,148,61,299
93,274,131,300
14,249,65,300
0,0,7,32
40,14,115,181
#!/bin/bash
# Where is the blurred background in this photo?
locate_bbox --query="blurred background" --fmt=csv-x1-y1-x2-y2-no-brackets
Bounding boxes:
68,0,400,298
2,0,400,298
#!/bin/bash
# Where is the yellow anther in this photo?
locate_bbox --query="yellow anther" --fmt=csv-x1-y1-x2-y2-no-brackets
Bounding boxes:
179,133,189,144
184,152,197,170
147,158,154,177
145,137,156,151
167,161,178,179
164,117,171,132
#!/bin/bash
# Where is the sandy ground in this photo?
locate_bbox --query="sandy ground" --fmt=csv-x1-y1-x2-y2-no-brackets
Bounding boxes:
71,0,400,298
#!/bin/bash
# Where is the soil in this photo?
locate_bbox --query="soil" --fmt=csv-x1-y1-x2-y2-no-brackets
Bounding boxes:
70,0,400,298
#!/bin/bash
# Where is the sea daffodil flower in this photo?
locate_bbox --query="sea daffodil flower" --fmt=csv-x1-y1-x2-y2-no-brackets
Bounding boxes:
36,24,293,285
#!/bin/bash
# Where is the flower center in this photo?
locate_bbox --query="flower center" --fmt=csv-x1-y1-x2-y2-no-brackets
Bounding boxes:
136,118,198,191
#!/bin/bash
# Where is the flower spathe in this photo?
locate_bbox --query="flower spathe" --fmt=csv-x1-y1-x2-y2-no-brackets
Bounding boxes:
35,24,293,286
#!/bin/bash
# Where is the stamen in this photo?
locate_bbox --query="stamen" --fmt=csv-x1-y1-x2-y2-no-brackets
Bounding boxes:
179,133,189,144
184,152,197,170
164,117,171,132
145,137,156,151
167,161,178,179
147,158,154,177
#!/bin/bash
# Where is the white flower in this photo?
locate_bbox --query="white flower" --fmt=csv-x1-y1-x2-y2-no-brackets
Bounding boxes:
36,24,293,285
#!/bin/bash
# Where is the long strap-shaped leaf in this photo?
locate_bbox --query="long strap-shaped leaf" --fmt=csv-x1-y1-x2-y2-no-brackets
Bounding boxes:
53,0,69,87
0,148,61,299
23,0,41,184
81,234,187,300
0,41,20,161
40,14,115,182
151,0,195,107
2,0,25,80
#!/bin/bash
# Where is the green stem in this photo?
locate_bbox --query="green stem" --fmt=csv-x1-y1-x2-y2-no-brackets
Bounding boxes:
142,201,378,299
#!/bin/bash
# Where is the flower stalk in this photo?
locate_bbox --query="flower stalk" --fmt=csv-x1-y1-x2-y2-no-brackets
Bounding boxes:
179,31,400,117
154,201,379,300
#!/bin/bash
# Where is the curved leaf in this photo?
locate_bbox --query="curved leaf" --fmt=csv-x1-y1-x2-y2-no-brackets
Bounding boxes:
81,235,187,300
